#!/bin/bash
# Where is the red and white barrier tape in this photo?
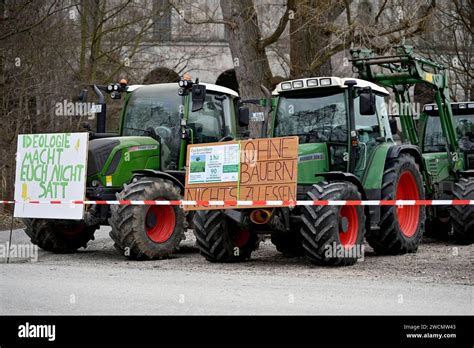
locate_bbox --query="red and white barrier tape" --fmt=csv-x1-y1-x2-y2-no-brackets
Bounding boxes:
1,199,473,206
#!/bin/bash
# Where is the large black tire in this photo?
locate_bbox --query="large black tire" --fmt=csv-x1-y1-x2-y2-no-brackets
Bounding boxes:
367,154,425,254
193,210,259,262
300,182,366,266
271,233,305,256
23,219,97,253
450,177,474,245
109,177,185,260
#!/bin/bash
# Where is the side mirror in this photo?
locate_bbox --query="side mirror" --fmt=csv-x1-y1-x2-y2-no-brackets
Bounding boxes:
238,107,250,127
389,118,398,134
359,88,376,115
78,89,88,102
191,84,206,112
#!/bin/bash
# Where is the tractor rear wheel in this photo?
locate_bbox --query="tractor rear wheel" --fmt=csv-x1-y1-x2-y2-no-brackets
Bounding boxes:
300,181,365,266
271,233,305,256
23,219,97,253
109,177,184,260
193,210,259,262
450,177,474,245
367,154,425,254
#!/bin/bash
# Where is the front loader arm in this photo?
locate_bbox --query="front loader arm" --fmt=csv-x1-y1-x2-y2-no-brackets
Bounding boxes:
350,45,462,173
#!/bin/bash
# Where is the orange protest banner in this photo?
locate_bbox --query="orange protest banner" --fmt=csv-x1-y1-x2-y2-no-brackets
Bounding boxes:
184,136,298,210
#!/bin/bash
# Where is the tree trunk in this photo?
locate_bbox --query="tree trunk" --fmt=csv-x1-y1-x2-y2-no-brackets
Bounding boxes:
220,0,273,137
79,0,88,83
289,0,347,78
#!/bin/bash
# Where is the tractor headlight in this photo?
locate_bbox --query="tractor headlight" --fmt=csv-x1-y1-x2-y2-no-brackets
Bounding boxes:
281,82,292,90
307,79,318,87
425,105,433,111
320,78,332,86
292,80,304,88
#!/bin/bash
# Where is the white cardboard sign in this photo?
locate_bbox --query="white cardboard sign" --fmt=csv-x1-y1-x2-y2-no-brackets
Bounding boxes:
187,143,240,184
14,133,89,220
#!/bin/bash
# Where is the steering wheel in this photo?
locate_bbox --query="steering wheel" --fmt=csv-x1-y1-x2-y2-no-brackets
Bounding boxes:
330,125,347,141
218,135,234,142
155,126,173,140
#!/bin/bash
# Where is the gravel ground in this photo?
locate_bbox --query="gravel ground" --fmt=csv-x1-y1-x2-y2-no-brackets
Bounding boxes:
0,227,472,315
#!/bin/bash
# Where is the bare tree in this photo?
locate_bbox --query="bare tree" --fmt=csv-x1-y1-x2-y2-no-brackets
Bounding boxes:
417,0,473,101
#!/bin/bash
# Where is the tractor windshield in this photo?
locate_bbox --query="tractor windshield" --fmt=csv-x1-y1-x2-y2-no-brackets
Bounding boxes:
274,91,348,144
424,113,474,152
122,84,182,169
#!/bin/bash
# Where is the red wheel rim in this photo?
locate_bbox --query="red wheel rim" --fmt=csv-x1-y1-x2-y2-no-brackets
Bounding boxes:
339,206,358,249
232,228,250,248
396,171,420,237
145,205,176,243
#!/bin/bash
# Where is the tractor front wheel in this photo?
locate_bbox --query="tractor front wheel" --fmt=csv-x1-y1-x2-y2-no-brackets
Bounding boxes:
109,177,184,260
23,219,97,253
193,210,259,262
450,177,474,244
367,154,425,254
300,181,365,266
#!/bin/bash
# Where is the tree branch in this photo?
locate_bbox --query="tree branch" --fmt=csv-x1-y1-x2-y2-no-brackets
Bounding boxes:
260,0,294,49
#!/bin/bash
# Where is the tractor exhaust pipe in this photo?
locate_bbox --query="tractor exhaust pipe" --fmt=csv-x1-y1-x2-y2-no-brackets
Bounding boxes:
249,209,273,225
93,84,107,133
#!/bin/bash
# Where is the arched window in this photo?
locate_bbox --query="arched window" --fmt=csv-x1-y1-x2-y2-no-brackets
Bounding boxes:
142,67,180,84
215,69,239,94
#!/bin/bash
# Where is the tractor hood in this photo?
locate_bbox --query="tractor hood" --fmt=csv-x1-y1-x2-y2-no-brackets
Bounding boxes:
87,136,161,188
297,143,330,184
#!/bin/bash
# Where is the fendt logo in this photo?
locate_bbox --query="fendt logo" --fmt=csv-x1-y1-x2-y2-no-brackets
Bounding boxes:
18,322,56,341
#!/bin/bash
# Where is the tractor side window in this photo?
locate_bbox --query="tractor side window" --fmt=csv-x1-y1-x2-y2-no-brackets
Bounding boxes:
423,114,474,152
188,94,226,143
456,115,474,151
354,95,381,143
424,116,446,152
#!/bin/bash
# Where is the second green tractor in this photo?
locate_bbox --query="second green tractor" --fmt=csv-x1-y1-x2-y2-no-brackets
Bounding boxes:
193,46,473,266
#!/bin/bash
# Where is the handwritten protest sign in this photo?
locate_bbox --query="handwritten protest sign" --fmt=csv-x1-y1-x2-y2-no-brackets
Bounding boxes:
184,136,298,211
14,133,89,219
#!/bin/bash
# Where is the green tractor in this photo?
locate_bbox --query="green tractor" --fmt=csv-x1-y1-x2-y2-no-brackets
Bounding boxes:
351,46,473,245
23,78,250,260
193,45,473,267
419,101,474,243
193,75,426,266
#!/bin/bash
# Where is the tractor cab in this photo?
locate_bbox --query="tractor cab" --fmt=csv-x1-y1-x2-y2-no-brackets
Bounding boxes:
272,77,392,182
420,101,474,171
120,82,241,171
86,79,246,200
